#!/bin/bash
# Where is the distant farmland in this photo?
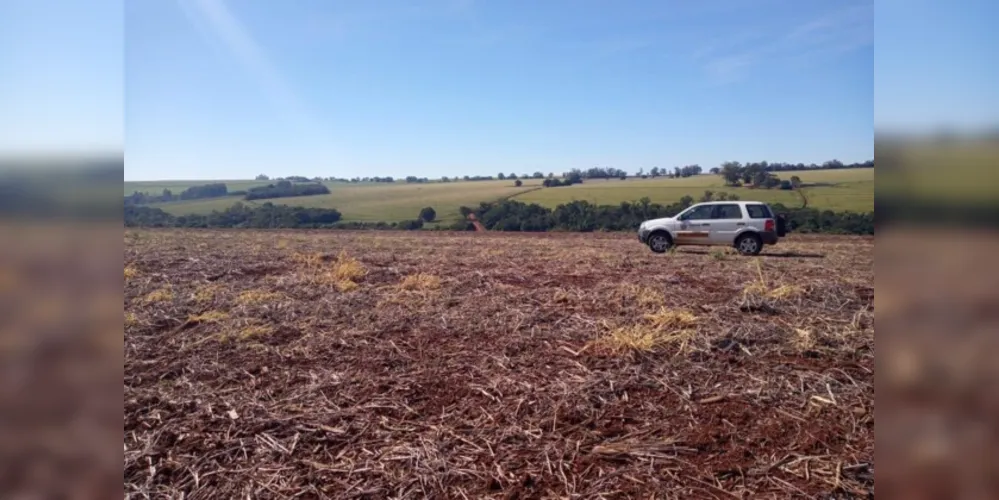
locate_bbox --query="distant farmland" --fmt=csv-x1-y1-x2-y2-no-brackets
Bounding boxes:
125,168,873,224
516,168,873,213
132,180,544,223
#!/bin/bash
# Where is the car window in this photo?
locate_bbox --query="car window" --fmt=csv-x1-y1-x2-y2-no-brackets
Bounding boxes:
746,204,772,219
712,204,742,219
681,205,714,221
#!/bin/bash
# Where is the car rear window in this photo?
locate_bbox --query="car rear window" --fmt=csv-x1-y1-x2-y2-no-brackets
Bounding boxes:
746,204,772,219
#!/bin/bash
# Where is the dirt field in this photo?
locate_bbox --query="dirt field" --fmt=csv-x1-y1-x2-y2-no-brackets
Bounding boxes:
124,230,874,499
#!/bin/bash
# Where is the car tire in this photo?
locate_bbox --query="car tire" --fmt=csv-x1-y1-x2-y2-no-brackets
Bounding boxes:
735,233,763,256
647,231,673,254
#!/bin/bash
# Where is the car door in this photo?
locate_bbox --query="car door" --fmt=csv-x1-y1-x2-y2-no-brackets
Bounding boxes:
675,204,714,245
708,203,744,245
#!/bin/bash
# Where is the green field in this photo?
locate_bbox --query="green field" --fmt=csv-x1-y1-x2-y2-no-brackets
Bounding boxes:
515,168,873,212
125,180,273,195
126,168,873,223
876,140,998,203
140,179,545,223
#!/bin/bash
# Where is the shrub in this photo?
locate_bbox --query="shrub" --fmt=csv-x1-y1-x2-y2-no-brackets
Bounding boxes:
464,199,873,235
124,182,229,205
418,207,436,222
244,182,330,201
125,201,342,228
398,219,424,230
514,179,523,187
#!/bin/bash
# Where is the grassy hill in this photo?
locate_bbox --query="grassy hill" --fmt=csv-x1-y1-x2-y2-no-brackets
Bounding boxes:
516,168,872,212
125,168,873,223
133,180,544,223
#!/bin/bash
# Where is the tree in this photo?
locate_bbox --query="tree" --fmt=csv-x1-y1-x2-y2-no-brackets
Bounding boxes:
514,179,523,187
719,162,742,186
418,207,437,222
255,174,269,180
498,173,506,180
509,173,518,180
748,170,765,187
790,175,802,188
682,164,702,177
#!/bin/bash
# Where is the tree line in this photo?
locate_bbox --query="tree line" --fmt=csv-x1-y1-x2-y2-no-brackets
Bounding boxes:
635,165,703,179
713,161,873,190
455,197,873,235
711,159,873,176
125,180,333,205
124,202,344,228
124,183,230,205
250,158,871,186
244,180,330,200
123,202,437,230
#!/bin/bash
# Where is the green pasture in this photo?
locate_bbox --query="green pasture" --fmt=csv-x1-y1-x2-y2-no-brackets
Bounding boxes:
143,179,544,223
515,169,874,212
876,140,998,202
125,180,273,195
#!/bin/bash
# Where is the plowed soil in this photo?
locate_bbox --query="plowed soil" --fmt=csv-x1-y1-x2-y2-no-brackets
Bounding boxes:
124,230,874,499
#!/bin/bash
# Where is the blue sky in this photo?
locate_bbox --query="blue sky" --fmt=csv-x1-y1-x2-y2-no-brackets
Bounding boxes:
875,0,999,135
5,1,879,180
0,0,123,155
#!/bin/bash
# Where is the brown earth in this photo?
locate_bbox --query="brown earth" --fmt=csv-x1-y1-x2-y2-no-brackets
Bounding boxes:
124,230,874,499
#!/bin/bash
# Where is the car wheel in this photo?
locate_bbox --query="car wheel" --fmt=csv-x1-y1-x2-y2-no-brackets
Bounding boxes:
648,232,673,254
735,233,763,256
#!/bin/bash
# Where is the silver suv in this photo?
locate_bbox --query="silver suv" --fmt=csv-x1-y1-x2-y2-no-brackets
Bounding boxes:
637,201,787,255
